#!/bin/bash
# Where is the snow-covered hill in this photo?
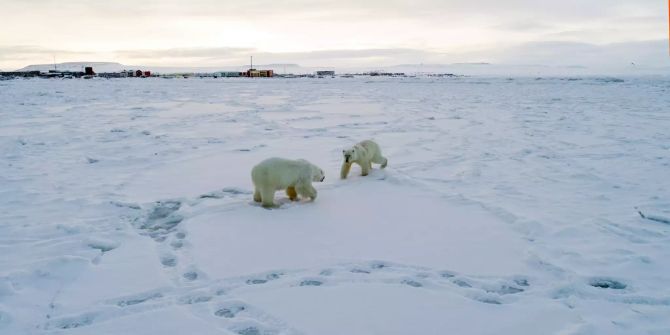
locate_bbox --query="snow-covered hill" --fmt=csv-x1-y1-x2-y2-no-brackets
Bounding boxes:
17,62,127,73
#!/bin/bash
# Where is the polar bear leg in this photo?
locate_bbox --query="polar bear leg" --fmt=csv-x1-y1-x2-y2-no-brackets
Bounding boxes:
260,187,276,207
360,161,370,176
372,155,388,168
286,186,298,201
296,182,317,200
340,161,352,179
253,188,262,202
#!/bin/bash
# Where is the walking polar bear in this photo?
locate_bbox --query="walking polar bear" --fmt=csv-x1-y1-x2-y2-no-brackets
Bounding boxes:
340,140,388,179
251,157,325,208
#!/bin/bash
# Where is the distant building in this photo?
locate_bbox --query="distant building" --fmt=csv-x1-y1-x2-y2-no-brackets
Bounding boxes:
219,71,242,77
143,71,151,77
243,69,273,77
316,70,335,76
0,71,40,78
98,72,125,78
85,67,95,75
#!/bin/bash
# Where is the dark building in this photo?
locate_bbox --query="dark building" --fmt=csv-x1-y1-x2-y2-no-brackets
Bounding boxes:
0,71,40,78
85,67,95,75
219,71,242,77
316,70,335,76
98,72,124,78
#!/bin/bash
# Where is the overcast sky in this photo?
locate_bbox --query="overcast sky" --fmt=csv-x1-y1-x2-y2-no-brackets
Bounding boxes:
1,0,668,70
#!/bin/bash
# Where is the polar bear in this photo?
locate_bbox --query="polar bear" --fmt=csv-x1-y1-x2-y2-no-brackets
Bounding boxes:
340,140,388,179
251,157,325,208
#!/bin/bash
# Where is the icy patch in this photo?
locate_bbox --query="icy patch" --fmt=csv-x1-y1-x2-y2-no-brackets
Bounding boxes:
86,238,120,252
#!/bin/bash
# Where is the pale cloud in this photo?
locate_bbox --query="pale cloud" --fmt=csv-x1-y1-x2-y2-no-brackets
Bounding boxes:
0,0,667,70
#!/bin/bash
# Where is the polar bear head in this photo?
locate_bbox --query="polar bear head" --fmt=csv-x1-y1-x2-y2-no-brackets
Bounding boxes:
311,164,325,182
297,159,325,182
342,145,363,164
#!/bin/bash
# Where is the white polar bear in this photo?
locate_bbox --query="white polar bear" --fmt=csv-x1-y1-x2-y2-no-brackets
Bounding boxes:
251,157,325,208
340,140,388,179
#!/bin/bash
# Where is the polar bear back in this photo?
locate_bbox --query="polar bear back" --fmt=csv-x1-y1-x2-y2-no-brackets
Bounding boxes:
251,157,311,191
357,140,381,160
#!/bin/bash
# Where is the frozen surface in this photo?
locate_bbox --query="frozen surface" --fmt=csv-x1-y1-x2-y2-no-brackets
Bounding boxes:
1,76,669,334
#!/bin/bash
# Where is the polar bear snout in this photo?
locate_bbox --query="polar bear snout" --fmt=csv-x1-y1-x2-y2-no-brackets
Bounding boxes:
313,168,325,182
343,149,355,163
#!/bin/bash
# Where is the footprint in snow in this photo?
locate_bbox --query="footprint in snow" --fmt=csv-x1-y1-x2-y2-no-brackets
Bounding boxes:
160,255,177,267
114,292,163,307
215,304,246,318
177,294,212,305
246,272,283,285
183,271,199,281
589,278,627,290
299,279,323,286
401,279,423,288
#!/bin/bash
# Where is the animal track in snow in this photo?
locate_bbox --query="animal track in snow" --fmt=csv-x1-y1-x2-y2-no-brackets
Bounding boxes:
488,285,524,295
42,259,614,334
474,297,502,305
47,312,97,329
177,294,212,305
299,279,323,286
170,239,184,249
401,279,423,288
215,304,246,318
134,200,184,241
452,279,472,288
199,188,252,199
589,278,627,290
183,271,199,281
114,292,164,307
246,272,283,285
160,255,177,267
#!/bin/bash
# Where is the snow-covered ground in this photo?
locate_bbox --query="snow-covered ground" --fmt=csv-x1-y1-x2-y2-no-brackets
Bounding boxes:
1,76,669,334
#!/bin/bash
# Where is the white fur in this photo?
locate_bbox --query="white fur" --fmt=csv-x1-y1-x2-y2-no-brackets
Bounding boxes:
251,157,325,207
341,140,388,179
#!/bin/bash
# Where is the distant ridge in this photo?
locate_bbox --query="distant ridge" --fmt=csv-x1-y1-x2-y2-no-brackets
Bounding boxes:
15,62,322,74
395,62,490,67
18,62,125,72
13,60,663,76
